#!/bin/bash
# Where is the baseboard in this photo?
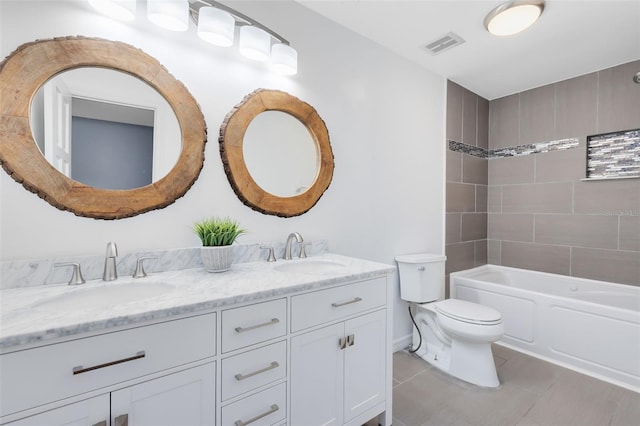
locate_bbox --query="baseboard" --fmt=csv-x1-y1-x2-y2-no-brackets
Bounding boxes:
393,334,412,352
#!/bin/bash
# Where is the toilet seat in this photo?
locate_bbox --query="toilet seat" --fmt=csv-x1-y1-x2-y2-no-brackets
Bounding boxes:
434,299,502,325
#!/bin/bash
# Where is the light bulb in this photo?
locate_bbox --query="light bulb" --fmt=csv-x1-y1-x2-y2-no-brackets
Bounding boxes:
88,0,136,21
271,43,297,75
239,26,271,62
197,6,235,47
147,0,189,32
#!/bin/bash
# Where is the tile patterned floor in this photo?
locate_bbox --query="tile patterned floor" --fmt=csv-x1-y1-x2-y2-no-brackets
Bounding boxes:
368,345,640,426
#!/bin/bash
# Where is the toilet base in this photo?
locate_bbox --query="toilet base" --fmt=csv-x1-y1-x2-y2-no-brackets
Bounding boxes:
412,319,501,388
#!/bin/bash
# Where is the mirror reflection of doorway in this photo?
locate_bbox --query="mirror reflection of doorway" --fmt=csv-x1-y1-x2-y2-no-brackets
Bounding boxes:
70,97,154,190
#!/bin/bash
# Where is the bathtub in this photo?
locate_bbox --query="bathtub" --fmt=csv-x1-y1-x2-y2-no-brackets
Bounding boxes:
450,265,640,392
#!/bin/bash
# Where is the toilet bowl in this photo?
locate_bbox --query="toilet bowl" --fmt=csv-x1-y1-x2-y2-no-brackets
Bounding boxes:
395,254,504,388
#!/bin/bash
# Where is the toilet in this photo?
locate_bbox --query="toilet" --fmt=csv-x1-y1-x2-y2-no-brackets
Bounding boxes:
395,253,504,388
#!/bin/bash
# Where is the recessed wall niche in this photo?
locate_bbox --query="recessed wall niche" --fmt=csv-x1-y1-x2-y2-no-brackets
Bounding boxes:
586,128,640,180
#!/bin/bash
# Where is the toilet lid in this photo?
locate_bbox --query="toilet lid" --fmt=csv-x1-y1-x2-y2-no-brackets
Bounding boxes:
434,299,502,325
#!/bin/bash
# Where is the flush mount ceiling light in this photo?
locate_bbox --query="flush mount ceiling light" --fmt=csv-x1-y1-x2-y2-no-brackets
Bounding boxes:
484,0,545,36
88,0,297,75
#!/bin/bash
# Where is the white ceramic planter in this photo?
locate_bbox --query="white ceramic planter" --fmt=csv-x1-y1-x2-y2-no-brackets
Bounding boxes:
201,245,233,272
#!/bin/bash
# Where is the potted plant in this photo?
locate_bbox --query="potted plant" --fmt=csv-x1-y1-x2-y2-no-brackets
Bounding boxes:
193,217,246,272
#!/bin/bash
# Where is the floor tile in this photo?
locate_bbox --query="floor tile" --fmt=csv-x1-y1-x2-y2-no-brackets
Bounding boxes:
393,349,430,383
390,349,639,426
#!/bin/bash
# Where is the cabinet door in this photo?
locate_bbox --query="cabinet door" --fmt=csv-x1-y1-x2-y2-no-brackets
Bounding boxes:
290,323,344,426
343,310,387,423
110,362,215,426
6,394,109,426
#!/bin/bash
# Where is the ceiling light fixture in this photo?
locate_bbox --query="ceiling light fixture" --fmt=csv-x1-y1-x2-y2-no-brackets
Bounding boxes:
484,0,545,36
88,0,297,75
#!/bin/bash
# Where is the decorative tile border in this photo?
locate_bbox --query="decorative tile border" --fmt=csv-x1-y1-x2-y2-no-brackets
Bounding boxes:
490,138,580,158
448,138,580,159
587,129,640,179
448,140,488,158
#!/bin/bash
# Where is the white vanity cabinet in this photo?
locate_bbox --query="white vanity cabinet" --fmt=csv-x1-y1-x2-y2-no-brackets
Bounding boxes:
1,260,393,426
290,277,389,426
7,363,215,426
218,299,288,426
1,313,217,425
4,395,110,426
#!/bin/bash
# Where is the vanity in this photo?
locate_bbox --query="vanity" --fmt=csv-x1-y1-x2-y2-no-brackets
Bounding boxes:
0,253,395,426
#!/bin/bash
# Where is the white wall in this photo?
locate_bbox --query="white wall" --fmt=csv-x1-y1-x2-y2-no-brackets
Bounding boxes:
0,0,446,347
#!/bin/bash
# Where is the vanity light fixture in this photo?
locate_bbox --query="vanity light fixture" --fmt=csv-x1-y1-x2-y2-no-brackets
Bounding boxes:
88,0,298,75
147,0,190,31
484,0,545,36
239,25,271,62
88,0,135,21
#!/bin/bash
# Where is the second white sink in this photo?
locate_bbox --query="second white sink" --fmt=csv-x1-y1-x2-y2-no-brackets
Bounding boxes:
274,259,347,274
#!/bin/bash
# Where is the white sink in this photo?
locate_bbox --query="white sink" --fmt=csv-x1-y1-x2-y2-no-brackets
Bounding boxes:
33,281,175,312
274,259,347,274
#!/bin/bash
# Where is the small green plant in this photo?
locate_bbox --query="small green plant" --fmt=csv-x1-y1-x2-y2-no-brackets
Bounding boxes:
193,217,246,247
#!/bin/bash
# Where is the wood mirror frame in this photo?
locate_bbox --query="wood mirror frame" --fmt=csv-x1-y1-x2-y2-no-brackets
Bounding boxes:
0,36,207,219
219,89,333,217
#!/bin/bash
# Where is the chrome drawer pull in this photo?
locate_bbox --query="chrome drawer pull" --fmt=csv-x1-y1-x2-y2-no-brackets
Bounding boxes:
331,297,362,308
235,404,279,426
235,318,280,333
235,361,279,381
338,336,347,350
72,351,145,375
347,334,355,347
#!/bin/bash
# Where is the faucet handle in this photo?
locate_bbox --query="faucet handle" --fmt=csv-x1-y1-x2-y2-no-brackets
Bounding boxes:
299,242,311,259
133,256,157,278
260,246,277,262
54,262,86,285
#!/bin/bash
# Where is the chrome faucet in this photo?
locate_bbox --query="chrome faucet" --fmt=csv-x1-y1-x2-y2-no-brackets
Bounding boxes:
103,242,118,281
284,232,303,260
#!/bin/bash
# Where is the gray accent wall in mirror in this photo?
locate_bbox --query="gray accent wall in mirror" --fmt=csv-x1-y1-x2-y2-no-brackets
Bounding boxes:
219,89,334,217
0,37,206,219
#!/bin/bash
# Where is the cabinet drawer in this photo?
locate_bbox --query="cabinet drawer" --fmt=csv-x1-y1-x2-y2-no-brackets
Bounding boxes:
221,382,286,426
291,277,386,332
221,341,286,401
222,299,286,353
0,313,216,417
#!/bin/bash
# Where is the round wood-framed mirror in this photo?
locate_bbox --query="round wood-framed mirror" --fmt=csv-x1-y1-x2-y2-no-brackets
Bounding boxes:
219,89,333,217
0,36,206,219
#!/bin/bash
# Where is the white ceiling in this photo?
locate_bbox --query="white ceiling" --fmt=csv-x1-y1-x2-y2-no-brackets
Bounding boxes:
295,0,640,100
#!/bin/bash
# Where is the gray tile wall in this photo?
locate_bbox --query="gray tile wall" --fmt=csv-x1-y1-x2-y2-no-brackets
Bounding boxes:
487,60,640,286
445,81,489,293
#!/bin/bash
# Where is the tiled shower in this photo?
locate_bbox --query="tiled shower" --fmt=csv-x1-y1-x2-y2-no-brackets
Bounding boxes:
445,60,640,290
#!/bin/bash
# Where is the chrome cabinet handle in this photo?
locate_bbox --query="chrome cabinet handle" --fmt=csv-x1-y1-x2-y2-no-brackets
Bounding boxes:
235,404,279,426
235,318,280,333
235,361,279,381
92,421,107,426
346,334,355,347
338,337,347,349
114,414,128,426
331,297,362,308
73,351,145,375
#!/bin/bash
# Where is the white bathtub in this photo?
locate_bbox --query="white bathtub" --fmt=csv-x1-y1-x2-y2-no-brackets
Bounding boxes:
450,265,640,392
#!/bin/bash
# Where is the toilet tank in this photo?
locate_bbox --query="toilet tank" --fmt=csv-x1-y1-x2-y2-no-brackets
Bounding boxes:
395,253,447,303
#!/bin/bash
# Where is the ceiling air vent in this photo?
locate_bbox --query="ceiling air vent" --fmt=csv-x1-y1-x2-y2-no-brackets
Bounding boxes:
424,32,465,55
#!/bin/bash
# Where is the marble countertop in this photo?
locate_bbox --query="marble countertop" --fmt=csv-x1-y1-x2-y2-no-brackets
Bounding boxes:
0,253,395,352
